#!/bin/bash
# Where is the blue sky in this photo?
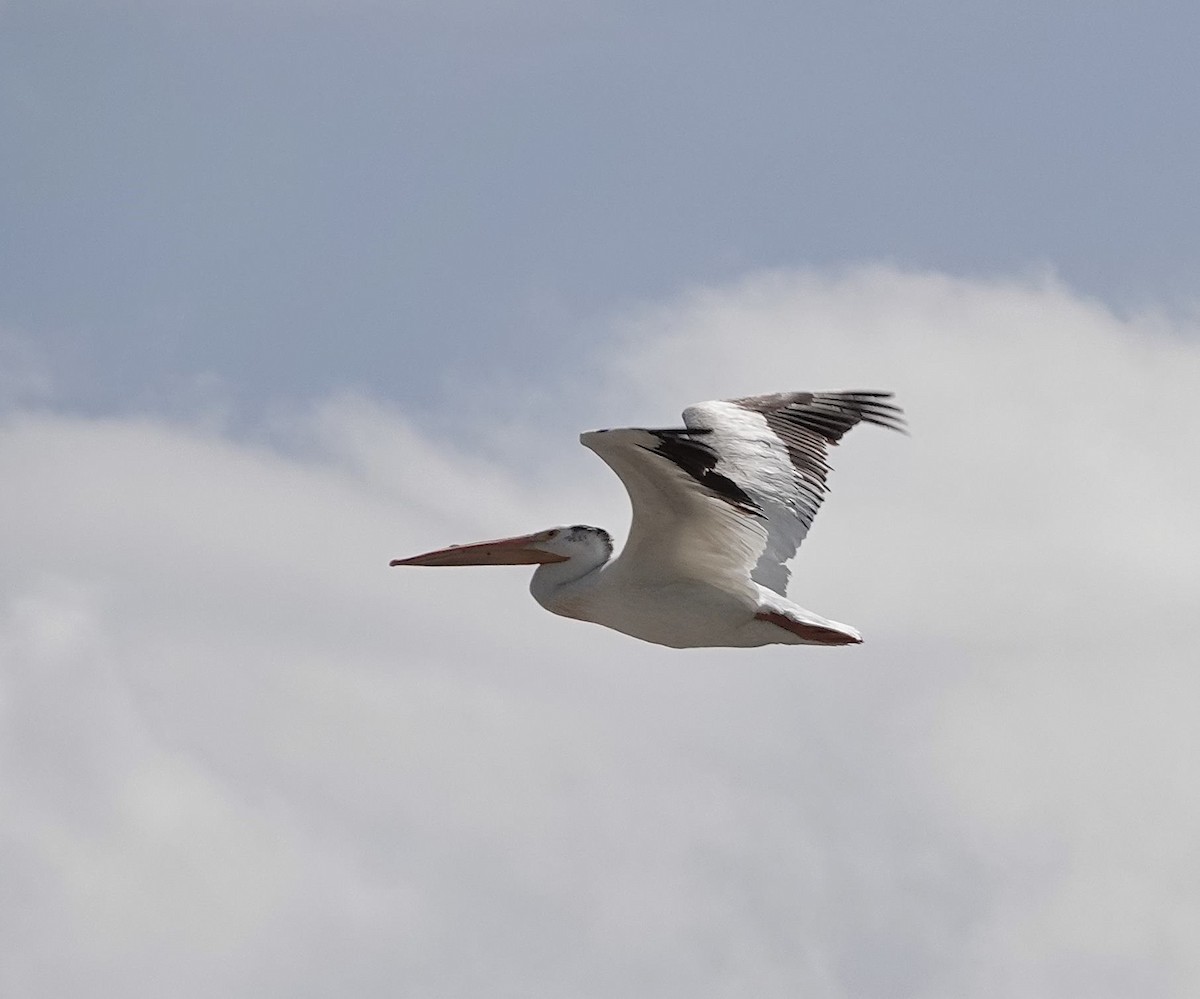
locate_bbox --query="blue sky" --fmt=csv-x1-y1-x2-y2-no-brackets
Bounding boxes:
4,4,1200,997
4,0,1199,417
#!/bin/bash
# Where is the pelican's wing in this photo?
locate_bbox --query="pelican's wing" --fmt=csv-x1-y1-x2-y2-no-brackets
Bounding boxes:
579,426,770,601
682,390,906,595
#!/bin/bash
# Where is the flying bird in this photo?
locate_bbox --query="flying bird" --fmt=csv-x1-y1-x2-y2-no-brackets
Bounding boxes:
392,391,904,648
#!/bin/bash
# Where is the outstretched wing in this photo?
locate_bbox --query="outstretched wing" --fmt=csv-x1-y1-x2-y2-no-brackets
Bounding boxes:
581,390,904,598
579,426,769,601
683,391,905,594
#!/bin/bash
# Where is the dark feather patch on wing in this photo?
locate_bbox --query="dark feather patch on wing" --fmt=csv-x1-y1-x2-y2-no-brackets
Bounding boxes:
730,391,906,516
639,429,761,514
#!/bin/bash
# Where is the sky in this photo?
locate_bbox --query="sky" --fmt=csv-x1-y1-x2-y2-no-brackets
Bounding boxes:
3,2,1200,997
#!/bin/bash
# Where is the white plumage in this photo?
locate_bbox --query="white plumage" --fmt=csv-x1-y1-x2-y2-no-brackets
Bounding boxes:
392,391,904,648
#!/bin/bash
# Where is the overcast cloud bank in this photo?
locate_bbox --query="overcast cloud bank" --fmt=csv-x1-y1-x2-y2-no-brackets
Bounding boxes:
3,267,1198,997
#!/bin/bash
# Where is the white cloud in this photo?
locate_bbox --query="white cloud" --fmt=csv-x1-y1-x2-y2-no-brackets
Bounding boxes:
2,266,1199,997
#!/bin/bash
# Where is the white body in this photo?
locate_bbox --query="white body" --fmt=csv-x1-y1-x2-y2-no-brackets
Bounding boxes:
531,558,858,648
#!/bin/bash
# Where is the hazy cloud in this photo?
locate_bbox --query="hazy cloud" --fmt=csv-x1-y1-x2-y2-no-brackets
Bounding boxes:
2,267,1198,997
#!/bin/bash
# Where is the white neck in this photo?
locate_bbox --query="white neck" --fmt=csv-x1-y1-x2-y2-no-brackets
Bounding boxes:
529,552,609,621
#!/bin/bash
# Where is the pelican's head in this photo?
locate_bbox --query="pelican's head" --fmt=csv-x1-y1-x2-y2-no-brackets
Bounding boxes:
390,525,612,569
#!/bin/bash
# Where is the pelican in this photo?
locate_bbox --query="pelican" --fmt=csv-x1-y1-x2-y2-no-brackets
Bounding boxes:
392,391,904,648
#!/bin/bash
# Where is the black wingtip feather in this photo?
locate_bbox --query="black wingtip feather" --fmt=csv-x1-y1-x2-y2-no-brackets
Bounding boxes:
727,390,906,483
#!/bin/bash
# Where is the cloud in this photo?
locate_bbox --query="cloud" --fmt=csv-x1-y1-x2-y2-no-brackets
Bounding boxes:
2,266,1199,997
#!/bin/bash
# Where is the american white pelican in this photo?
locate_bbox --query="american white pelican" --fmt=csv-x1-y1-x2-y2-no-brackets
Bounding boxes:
392,391,904,648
